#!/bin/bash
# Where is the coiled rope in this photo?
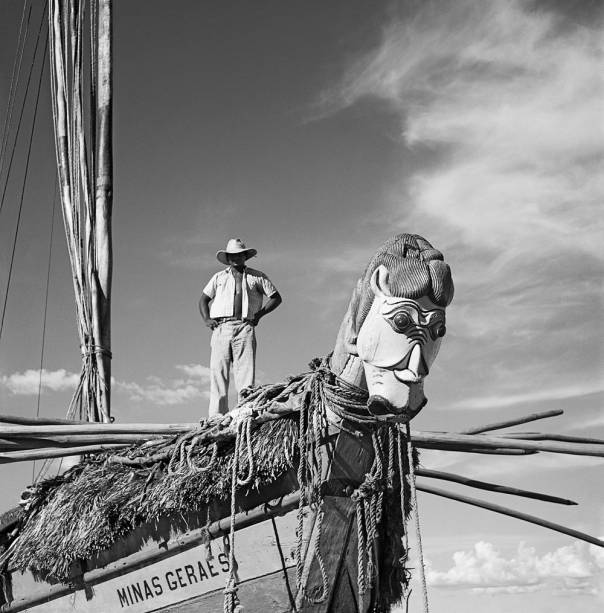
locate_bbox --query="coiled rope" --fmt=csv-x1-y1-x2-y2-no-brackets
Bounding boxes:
161,358,416,611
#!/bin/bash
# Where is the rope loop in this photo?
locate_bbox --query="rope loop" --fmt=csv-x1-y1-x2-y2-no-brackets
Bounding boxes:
79,342,112,359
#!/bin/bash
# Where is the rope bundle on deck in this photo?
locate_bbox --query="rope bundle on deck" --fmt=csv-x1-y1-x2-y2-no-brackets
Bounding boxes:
1,359,416,612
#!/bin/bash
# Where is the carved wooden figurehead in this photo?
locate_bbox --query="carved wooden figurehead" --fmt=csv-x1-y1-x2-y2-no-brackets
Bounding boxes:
332,234,454,421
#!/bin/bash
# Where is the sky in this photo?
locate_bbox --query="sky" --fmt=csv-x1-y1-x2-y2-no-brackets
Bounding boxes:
0,0,603,611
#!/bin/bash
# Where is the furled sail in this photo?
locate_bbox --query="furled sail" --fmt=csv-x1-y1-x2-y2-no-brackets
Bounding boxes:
47,0,112,422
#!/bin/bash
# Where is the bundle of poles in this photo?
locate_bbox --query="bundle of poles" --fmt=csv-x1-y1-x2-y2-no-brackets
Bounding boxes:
1,408,603,548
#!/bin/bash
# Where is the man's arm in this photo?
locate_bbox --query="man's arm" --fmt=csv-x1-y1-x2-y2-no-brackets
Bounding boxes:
199,293,218,329
250,292,282,325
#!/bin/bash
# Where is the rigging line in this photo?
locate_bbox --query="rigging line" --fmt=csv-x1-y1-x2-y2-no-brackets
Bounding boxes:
32,179,58,482
0,29,49,346
0,1,31,186
0,0,49,218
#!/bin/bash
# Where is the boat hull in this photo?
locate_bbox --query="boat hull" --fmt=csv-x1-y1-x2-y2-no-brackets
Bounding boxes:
5,512,299,613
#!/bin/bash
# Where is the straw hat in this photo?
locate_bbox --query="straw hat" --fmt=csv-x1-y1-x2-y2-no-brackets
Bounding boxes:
216,238,257,265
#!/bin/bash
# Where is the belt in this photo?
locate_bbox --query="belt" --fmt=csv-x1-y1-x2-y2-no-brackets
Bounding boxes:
215,317,245,324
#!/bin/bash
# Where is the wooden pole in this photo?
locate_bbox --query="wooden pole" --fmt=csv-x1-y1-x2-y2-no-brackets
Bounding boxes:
410,430,604,458
92,0,113,422
416,483,604,548
460,409,563,434
500,433,604,445
416,444,537,455
0,423,198,437
416,468,576,505
0,444,128,464
0,414,89,425
0,434,164,451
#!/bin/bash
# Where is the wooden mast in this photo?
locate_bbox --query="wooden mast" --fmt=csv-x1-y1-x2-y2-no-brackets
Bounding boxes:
92,0,113,421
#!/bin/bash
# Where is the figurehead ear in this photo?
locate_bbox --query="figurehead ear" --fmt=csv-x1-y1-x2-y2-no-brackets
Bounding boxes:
370,265,392,297
344,279,363,354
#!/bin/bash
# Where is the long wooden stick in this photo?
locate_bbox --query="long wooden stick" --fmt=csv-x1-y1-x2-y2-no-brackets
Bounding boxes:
416,483,604,548
410,431,604,457
0,423,198,437
460,409,563,434
0,414,89,425
2,423,601,458
92,0,113,422
417,444,537,455
416,468,576,505
0,434,164,452
501,433,604,445
0,444,128,463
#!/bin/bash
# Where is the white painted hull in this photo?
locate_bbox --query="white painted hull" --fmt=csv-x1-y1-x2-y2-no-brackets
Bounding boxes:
8,513,299,613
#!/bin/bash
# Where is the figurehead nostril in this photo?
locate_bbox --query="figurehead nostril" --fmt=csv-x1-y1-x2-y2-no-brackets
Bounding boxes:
367,395,396,416
407,344,430,378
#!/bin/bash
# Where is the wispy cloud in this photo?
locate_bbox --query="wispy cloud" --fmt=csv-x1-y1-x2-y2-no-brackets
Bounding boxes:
114,363,211,406
327,0,604,258
0,369,79,395
322,0,604,411
426,539,604,594
451,381,604,411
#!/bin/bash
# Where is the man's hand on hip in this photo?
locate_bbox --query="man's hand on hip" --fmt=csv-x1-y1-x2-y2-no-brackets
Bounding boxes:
205,318,219,330
246,309,265,327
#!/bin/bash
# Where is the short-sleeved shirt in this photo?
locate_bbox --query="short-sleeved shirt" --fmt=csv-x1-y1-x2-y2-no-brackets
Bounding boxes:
202,266,278,319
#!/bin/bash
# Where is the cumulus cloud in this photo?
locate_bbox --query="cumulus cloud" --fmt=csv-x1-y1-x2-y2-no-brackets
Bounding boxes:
0,369,79,395
427,539,604,594
0,364,212,408
323,0,604,410
114,363,211,406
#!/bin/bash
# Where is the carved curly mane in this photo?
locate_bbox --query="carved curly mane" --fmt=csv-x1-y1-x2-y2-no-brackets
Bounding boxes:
351,233,454,335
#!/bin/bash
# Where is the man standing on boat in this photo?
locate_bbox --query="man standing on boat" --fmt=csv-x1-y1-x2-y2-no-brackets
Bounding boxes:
199,238,282,416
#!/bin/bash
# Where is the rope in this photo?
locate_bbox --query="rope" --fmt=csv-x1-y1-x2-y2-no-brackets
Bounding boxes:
223,422,243,613
0,6,49,346
294,388,308,589
0,2,44,219
406,423,430,613
350,428,386,600
0,1,30,199
397,428,411,595
32,179,58,481
187,438,218,473
236,417,255,486
303,504,329,604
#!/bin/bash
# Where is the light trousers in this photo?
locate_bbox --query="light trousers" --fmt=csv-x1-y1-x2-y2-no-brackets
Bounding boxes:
209,321,256,416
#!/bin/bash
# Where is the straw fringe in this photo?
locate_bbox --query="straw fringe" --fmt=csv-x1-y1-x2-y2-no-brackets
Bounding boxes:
1,417,298,580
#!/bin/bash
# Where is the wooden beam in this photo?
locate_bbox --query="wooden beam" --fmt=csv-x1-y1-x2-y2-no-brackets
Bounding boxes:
0,415,89,425
0,444,128,463
0,434,165,452
92,0,113,422
460,409,563,435
415,469,576,505
416,483,604,548
0,423,198,437
501,433,604,445
416,444,537,455
410,430,604,457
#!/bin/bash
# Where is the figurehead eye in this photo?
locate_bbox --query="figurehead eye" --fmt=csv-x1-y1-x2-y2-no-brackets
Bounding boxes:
431,323,446,339
392,311,412,332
